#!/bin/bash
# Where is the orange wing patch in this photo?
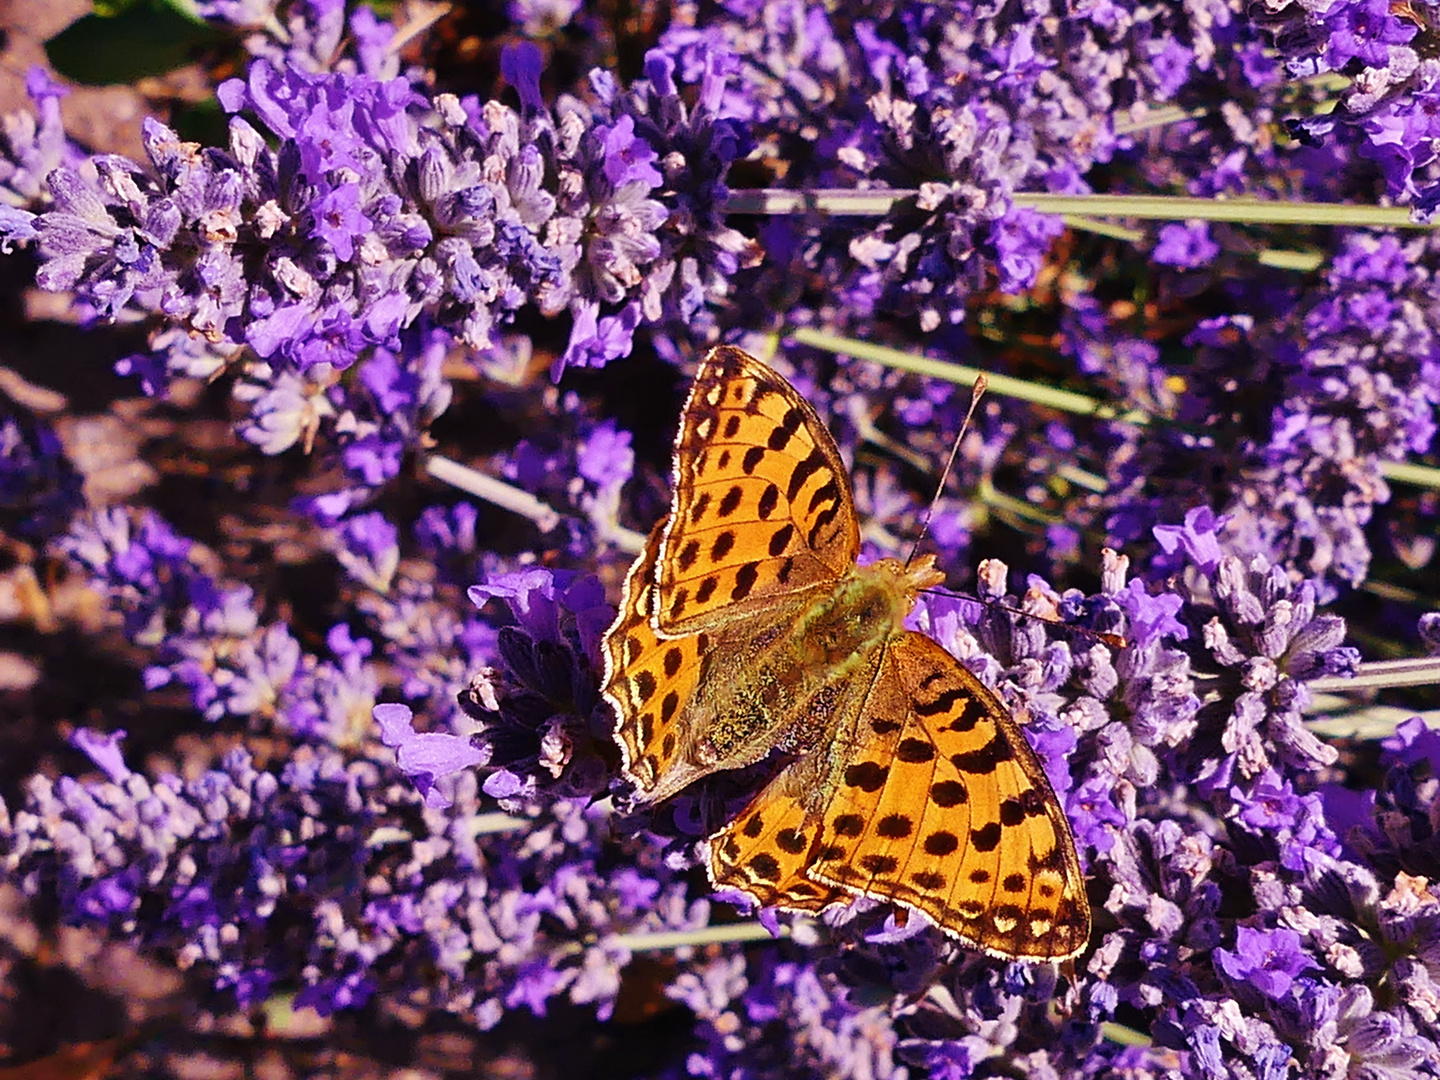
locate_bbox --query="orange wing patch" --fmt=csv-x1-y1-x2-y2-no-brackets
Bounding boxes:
602,518,712,798
656,346,860,635
809,633,1090,960
709,760,854,913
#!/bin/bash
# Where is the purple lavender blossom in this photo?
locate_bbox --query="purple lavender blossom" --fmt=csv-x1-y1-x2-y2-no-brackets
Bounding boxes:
196,0,406,80
1153,221,1222,268
0,37,752,526
459,566,614,805
2,728,707,1023
1254,0,1440,216
0,408,84,544
660,0,1291,334
4,0,1440,1073
1083,228,1440,591
9,476,1422,1076
54,507,389,739
375,702,486,808
0,68,77,212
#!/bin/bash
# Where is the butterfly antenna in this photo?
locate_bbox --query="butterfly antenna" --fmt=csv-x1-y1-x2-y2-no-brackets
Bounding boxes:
905,374,987,570
904,376,1127,650
919,580,1128,650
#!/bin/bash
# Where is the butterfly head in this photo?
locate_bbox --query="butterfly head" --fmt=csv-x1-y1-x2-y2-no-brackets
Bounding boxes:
870,551,947,599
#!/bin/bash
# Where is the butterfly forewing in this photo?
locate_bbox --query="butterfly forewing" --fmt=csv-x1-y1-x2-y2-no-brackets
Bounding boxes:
809,632,1090,960
602,517,713,798
602,514,807,805
656,346,860,636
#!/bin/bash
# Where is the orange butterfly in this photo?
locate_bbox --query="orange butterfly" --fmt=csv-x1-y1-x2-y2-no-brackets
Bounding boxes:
601,345,1089,960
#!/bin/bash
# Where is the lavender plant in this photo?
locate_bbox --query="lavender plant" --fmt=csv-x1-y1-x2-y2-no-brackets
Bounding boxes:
1,0,1439,1076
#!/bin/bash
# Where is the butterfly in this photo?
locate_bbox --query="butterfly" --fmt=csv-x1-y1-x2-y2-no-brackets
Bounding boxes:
600,345,1090,960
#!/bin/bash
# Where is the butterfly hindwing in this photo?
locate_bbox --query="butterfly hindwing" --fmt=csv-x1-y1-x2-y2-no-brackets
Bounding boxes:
808,632,1090,960
655,346,861,636
707,758,854,914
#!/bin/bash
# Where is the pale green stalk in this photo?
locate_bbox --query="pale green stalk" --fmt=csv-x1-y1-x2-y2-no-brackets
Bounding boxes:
725,189,1432,228
788,329,1440,491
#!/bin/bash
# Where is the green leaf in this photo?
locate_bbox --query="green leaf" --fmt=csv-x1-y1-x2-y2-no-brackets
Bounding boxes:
46,0,224,86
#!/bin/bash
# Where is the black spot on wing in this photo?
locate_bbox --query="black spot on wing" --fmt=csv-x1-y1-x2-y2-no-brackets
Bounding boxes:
932,780,969,806
690,492,711,524
944,697,986,731
896,738,935,763
768,523,794,557
843,761,888,792
1030,846,1065,871
806,484,841,548
876,814,913,839
786,447,826,503
916,685,968,718
972,822,1003,852
776,828,807,854
749,853,781,881
732,562,760,601
624,633,643,665
950,733,1013,774
677,540,699,572
859,853,899,875
768,407,804,451
923,831,959,856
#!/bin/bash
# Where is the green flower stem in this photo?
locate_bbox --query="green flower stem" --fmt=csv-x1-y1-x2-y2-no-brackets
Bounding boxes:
787,329,1440,490
726,189,1433,228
